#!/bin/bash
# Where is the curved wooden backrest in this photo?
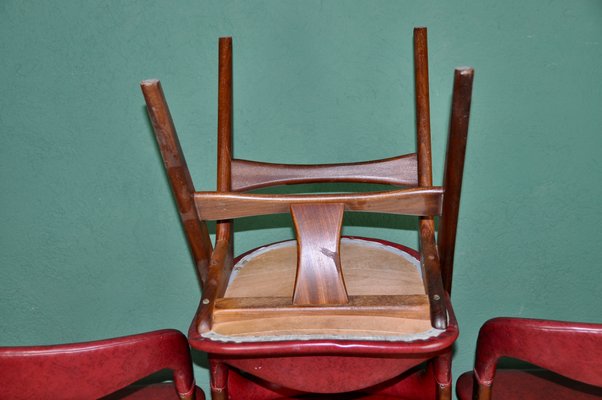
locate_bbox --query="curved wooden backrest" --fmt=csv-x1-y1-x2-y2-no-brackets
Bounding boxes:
472,317,602,400
230,155,419,192
0,330,198,400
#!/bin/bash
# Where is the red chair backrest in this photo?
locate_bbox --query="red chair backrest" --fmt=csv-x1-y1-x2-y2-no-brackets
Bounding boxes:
475,317,602,389
0,329,196,400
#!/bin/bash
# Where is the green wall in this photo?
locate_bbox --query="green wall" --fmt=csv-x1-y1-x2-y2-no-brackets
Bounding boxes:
2,0,601,396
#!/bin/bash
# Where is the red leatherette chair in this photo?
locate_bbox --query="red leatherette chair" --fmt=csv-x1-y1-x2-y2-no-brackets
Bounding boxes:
141,28,474,399
0,329,204,400
456,317,602,400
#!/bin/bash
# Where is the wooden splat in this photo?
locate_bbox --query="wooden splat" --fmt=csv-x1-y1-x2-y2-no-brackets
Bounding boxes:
291,203,347,305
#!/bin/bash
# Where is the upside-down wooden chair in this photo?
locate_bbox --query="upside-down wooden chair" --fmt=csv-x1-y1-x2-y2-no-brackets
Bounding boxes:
456,318,602,400
141,27,474,399
0,329,204,400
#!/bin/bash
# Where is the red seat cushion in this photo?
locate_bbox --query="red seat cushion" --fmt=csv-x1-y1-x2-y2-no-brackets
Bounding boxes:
457,370,602,400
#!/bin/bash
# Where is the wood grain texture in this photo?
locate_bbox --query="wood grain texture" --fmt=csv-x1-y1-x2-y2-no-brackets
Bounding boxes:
413,27,433,188
413,28,444,330
216,294,428,312
224,239,426,298
217,37,233,241
214,239,431,338
140,80,213,286
291,204,348,306
211,295,431,338
230,154,418,191
209,315,432,338
438,68,474,294
193,187,443,220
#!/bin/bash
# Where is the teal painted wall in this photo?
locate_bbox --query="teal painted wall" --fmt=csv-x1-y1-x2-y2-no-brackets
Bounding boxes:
1,0,601,396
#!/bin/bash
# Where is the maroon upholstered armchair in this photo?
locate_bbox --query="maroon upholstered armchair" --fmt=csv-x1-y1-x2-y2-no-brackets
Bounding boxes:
0,329,204,400
456,317,602,400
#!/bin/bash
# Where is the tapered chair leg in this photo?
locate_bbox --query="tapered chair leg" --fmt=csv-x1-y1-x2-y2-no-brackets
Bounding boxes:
210,359,229,400
434,350,453,400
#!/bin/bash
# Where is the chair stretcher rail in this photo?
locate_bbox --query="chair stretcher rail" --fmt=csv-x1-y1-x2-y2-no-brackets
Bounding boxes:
193,187,444,220
231,153,419,191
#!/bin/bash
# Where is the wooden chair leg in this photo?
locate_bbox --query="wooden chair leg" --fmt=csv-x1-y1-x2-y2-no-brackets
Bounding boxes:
474,381,492,400
438,67,474,294
216,36,233,243
434,350,453,400
140,80,213,286
437,384,452,400
210,359,229,400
